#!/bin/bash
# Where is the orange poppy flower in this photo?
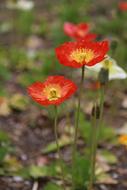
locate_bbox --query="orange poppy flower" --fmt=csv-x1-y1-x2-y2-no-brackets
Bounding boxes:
119,135,127,146
64,22,96,41
55,40,109,68
27,76,77,106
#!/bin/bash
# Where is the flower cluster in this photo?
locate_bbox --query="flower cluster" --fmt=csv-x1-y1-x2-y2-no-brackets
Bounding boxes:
27,20,127,190
28,22,110,106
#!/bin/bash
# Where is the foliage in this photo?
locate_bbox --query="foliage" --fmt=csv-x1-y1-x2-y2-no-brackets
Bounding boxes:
16,10,34,35
72,154,90,190
43,182,62,190
0,130,11,162
17,163,58,179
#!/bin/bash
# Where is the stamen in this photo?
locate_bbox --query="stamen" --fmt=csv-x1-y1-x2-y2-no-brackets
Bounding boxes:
48,88,60,101
103,60,112,69
44,85,61,101
70,48,94,64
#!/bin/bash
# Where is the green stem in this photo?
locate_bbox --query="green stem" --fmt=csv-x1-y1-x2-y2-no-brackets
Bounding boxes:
88,85,105,190
54,106,66,190
88,104,98,190
72,65,85,189
97,85,105,139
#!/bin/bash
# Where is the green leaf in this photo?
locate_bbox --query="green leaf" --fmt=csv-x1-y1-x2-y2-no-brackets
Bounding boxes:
4,156,22,173
0,130,10,142
0,64,11,81
99,124,115,142
97,173,117,184
42,135,72,154
17,164,58,179
101,150,117,164
0,147,8,161
16,167,30,179
78,111,115,142
16,11,34,35
10,94,29,111
43,182,62,190
0,168,5,175
0,130,12,162
29,165,47,178
72,154,90,189
30,164,58,178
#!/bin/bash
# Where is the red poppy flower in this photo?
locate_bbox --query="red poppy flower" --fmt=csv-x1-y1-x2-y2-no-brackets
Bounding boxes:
64,22,96,41
55,40,109,68
27,76,77,106
119,2,127,11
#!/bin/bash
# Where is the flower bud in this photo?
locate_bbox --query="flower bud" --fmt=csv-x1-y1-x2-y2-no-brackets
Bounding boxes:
91,104,100,119
98,68,109,85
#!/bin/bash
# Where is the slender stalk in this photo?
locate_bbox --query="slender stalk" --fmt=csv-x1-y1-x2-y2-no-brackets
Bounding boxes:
88,105,98,190
74,65,85,149
72,65,85,189
54,106,66,190
88,85,105,190
97,85,105,139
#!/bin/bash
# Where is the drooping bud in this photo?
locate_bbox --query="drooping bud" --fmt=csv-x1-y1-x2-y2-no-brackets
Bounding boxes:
98,68,109,85
91,104,100,119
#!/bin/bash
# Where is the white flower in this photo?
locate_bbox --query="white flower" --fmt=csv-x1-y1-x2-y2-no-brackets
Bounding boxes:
87,55,127,80
6,0,34,11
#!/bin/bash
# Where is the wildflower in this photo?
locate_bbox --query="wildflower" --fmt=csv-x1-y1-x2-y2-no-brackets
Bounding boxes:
6,0,34,11
55,41,109,68
88,55,127,80
118,1,127,11
27,76,77,106
119,135,127,146
64,22,96,41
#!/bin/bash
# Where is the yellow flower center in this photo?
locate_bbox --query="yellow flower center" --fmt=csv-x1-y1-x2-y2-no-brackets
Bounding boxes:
70,48,94,64
103,60,112,69
44,85,61,101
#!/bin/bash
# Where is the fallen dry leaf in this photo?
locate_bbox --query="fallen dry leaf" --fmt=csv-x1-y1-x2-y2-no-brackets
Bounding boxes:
0,97,11,116
97,173,117,184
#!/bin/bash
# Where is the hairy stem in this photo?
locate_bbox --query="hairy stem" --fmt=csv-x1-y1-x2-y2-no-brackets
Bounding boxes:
72,65,85,189
88,85,105,190
88,104,98,190
54,106,66,190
